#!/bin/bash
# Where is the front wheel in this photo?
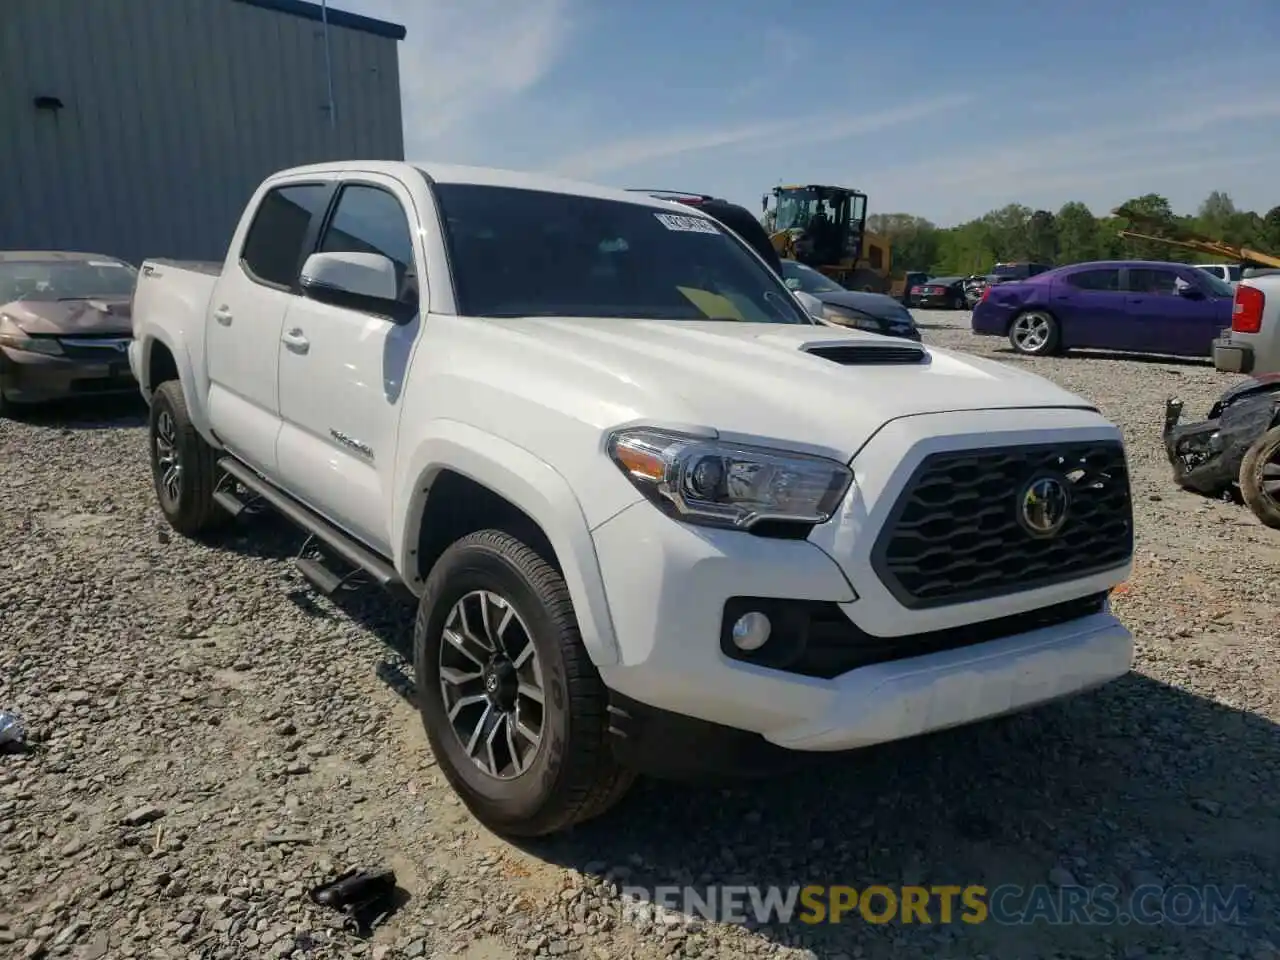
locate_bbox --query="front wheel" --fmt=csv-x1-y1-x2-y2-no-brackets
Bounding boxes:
413,530,635,837
1008,310,1061,356
1240,425,1280,529
148,380,227,537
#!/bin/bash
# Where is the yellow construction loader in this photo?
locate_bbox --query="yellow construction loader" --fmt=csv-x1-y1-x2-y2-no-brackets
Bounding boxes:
763,184,899,293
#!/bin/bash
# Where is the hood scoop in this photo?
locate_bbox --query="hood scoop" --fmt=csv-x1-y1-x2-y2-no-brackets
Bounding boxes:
801,341,928,365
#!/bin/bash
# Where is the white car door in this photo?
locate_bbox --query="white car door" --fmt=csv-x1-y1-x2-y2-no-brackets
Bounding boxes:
204,179,333,476
274,174,426,555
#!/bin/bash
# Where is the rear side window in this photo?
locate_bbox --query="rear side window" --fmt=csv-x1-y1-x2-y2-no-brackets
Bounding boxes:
1064,268,1120,291
240,183,330,288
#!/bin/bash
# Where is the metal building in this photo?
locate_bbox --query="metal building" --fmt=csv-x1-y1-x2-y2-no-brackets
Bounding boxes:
0,0,405,265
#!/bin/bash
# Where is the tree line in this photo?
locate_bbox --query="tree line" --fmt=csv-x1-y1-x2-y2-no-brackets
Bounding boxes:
867,192,1280,277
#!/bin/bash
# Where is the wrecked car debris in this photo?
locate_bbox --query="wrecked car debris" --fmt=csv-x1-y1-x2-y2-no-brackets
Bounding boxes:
0,710,26,751
1164,373,1280,527
308,866,402,936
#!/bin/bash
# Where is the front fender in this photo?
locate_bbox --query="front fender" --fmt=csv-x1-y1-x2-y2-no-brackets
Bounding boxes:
392,419,622,667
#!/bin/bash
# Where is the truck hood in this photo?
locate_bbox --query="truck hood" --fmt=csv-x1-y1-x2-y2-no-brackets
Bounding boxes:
477,317,1096,460
0,296,133,335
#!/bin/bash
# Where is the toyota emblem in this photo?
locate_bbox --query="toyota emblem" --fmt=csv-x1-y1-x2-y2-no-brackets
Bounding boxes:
1017,474,1071,538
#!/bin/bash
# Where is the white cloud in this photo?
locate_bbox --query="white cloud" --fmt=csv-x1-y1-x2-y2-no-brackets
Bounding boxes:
347,0,576,154
546,93,972,179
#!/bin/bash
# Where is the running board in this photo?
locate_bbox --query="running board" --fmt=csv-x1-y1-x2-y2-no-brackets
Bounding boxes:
216,457,404,592
212,489,245,518
296,556,345,595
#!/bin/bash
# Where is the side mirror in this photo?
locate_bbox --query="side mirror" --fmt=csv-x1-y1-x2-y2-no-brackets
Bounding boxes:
784,277,802,290
1177,284,1205,300
299,251,404,314
793,289,824,318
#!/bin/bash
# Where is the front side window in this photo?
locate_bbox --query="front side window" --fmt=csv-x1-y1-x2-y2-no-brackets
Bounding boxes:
317,184,417,301
1064,268,1120,292
0,258,135,303
319,184,415,279
432,184,812,324
1191,269,1234,298
1127,268,1179,295
240,183,330,288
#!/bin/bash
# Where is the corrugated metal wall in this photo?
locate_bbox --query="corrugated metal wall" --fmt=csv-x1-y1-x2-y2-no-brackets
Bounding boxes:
0,0,404,265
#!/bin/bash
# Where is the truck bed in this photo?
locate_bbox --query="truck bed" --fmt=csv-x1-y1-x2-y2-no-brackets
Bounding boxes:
144,258,222,277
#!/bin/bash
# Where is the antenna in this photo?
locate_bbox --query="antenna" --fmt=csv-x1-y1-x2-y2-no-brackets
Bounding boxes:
320,0,336,134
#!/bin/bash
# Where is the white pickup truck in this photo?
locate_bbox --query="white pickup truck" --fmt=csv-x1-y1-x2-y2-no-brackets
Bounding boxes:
129,161,1136,837
1213,275,1280,376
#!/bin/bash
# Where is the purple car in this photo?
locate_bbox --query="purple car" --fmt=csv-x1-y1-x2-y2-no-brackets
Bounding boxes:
971,259,1235,358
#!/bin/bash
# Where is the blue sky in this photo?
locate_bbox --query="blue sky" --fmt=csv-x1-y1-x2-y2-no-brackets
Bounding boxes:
345,0,1280,226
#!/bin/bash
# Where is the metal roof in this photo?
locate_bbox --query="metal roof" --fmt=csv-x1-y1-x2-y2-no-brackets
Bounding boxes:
232,0,406,40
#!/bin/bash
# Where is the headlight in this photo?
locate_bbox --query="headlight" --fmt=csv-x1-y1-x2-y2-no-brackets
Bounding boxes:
607,427,853,531
0,316,63,356
820,304,881,332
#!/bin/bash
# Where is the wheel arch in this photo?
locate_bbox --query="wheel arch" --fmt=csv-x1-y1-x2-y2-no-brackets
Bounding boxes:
394,421,622,667
138,332,215,442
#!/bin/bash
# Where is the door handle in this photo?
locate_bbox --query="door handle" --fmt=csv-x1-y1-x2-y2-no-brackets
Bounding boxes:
213,306,233,326
281,328,310,354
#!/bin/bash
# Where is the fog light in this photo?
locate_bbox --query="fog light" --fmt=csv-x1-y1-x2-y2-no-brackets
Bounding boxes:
731,612,772,651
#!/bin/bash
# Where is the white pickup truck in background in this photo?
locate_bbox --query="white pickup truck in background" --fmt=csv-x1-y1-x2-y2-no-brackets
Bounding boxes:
129,160,1136,837
1213,275,1280,375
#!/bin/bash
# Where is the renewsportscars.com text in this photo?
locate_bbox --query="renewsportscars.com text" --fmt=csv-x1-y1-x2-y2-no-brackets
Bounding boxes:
619,883,1249,927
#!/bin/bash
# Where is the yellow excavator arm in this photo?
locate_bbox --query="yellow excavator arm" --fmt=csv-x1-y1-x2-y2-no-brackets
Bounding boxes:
1112,204,1280,269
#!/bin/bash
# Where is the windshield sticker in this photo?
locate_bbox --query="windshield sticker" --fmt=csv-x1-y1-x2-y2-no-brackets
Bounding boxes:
654,213,720,235
88,260,126,268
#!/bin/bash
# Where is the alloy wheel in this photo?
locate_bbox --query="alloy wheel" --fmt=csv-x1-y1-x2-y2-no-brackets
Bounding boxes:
1012,313,1052,352
439,589,545,780
154,409,182,505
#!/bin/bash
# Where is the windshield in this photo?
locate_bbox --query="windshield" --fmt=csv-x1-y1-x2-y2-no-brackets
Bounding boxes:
432,184,812,324
781,260,843,294
0,259,136,303
1194,269,1234,298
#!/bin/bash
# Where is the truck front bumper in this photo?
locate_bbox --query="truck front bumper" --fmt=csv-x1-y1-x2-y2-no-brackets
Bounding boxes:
592,498,1133,761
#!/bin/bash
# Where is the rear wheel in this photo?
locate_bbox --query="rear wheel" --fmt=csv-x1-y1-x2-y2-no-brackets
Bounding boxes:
1240,425,1280,530
413,530,635,837
1008,310,1060,356
148,380,227,537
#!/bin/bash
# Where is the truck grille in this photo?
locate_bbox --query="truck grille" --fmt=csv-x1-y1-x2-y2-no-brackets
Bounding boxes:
872,441,1132,608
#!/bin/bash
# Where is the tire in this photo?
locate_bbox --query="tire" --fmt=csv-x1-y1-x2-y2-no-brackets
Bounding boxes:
1239,425,1280,530
1008,310,1061,356
148,379,227,537
413,529,635,837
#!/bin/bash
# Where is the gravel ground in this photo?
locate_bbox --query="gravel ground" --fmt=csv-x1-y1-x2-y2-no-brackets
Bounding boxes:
3,311,1279,960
